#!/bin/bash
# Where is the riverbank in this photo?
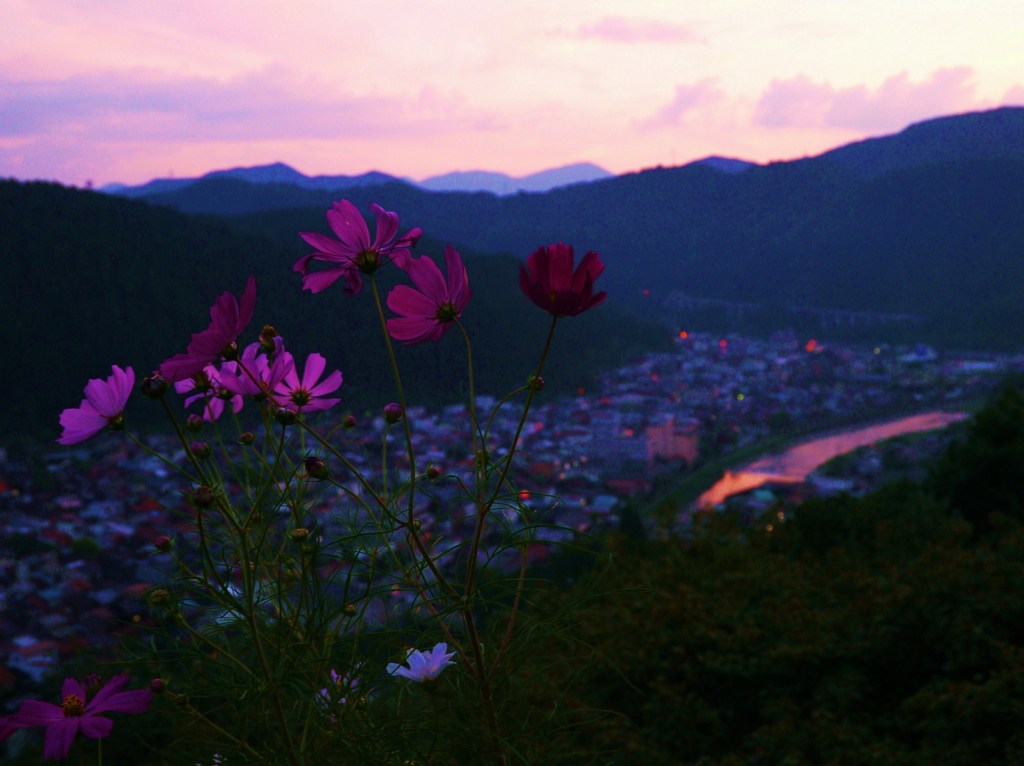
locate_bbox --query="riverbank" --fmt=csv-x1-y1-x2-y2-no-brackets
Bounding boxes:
639,399,982,523
697,410,968,509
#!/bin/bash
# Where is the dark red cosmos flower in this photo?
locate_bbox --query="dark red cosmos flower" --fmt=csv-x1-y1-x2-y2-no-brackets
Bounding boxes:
518,243,606,317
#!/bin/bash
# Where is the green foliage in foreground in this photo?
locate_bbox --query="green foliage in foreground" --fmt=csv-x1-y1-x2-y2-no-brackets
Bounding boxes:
524,384,1024,765
539,493,1024,765
7,388,1024,765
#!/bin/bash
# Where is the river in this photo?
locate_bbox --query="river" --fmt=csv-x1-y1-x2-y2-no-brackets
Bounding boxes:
696,410,968,509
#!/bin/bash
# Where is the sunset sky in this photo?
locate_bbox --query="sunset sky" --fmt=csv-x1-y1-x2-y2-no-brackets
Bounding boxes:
2,0,1022,187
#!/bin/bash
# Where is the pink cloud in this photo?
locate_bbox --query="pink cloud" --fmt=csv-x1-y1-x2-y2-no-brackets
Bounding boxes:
638,79,724,129
576,16,704,44
753,75,835,128
1002,85,1024,105
0,65,498,143
754,68,992,132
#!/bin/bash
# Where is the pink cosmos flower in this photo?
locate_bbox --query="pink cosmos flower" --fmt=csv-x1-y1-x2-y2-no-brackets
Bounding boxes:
174,366,244,422
385,246,471,344
160,276,257,382
386,642,456,682
274,352,342,413
294,200,422,294
7,674,151,760
217,342,294,403
519,243,607,317
318,668,361,709
58,365,135,445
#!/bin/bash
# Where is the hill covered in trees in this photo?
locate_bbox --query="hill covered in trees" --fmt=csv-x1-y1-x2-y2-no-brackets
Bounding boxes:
118,107,1024,350
0,180,667,441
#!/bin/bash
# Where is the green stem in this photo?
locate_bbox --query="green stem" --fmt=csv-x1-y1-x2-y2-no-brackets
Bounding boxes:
466,315,558,599
369,277,453,596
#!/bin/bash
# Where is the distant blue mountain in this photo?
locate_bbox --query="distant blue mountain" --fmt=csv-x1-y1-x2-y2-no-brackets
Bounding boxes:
689,156,756,174
102,162,402,198
102,161,616,198
417,162,614,195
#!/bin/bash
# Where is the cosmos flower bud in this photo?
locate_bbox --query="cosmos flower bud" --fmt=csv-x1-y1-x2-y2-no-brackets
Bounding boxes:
275,407,298,426
220,341,239,362
193,485,215,508
343,414,357,429
189,441,211,459
140,373,168,399
185,414,204,433
383,402,403,424
305,456,329,480
527,374,545,391
191,370,213,394
147,588,170,606
260,325,280,353
426,465,442,480
150,678,166,693
290,527,309,542
239,431,255,445
154,535,171,553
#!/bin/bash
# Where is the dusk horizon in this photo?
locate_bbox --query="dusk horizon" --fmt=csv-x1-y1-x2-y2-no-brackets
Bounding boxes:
4,1,1023,188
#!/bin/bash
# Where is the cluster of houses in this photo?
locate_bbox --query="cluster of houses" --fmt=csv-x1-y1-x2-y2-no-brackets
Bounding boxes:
1,331,1020,706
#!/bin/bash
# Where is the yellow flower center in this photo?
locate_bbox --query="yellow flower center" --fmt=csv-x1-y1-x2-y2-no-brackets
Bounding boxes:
61,694,85,717
435,302,459,322
356,249,380,274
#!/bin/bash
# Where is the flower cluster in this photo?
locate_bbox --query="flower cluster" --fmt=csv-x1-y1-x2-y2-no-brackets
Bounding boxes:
47,197,607,763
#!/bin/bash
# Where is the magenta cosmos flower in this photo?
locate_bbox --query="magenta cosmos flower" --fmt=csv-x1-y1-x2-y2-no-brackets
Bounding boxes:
160,276,257,383
58,365,135,445
274,352,342,413
217,342,294,403
6,674,151,760
295,200,422,295
174,366,244,422
386,246,471,344
519,243,607,317
386,642,456,682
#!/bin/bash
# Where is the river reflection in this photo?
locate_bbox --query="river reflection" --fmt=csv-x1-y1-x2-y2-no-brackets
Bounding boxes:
697,411,968,509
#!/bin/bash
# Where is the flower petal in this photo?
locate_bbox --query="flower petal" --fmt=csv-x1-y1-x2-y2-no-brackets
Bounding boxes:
79,715,114,740
11,700,64,727
43,719,80,761
326,200,371,251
